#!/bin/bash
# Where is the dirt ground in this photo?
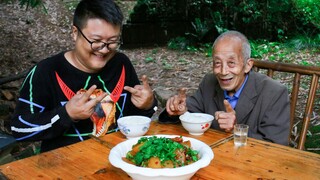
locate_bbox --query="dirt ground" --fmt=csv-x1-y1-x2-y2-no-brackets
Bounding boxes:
0,0,211,127
0,0,319,158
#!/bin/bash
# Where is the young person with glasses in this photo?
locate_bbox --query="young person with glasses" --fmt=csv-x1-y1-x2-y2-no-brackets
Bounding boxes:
11,0,157,152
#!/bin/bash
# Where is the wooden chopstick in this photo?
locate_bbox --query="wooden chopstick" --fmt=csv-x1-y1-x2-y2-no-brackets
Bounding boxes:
210,134,234,148
0,171,8,180
89,135,114,149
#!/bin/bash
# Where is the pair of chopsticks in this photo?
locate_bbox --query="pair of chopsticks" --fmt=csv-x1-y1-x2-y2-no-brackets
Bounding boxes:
210,134,234,148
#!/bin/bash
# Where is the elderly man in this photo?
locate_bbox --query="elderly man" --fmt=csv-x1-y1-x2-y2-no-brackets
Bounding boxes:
159,30,290,145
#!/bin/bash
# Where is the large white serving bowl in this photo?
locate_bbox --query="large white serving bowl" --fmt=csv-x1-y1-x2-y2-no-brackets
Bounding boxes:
179,112,214,135
109,135,214,180
117,116,151,139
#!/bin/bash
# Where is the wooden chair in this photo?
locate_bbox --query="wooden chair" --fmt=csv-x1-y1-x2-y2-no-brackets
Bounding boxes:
253,60,320,150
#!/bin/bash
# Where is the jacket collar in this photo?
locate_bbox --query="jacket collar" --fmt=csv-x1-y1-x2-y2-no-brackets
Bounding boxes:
213,71,258,123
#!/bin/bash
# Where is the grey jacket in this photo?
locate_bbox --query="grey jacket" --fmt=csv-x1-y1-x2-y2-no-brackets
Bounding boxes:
159,70,290,145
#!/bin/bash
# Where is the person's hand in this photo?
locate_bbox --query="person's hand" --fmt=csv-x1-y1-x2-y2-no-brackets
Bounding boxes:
123,75,155,110
65,85,107,120
166,88,187,116
215,100,236,132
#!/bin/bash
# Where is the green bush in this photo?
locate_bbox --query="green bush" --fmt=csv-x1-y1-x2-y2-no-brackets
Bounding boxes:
130,0,320,42
293,0,320,29
14,0,47,12
129,0,186,23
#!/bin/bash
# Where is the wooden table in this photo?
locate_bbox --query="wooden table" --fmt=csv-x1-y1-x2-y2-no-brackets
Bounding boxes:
1,121,319,180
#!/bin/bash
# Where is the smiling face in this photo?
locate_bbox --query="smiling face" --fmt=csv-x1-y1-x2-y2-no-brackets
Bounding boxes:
70,18,121,73
212,36,253,96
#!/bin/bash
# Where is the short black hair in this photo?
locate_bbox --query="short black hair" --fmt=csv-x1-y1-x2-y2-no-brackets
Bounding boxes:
73,0,123,29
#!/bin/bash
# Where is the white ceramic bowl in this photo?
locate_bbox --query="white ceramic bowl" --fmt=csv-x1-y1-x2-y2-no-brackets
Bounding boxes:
109,135,214,180
117,116,151,139
179,112,214,135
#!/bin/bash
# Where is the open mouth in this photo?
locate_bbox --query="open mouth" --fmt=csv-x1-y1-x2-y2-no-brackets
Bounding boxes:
93,52,105,59
219,77,233,85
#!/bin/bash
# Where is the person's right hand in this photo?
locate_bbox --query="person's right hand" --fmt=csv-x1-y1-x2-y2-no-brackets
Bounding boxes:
65,85,107,121
215,100,236,132
166,88,187,116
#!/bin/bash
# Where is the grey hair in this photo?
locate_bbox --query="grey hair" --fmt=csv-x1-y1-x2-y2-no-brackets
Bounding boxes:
212,31,251,63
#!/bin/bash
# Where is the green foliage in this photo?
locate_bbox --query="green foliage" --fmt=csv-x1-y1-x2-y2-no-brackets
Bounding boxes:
144,48,159,63
167,37,192,51
249,35,319,64
185,0,297,40
144,56,155,63
286,34,320,50
130,0,185,25
186,18,211,43
178,58,187,64
251,40,285,60
131,0,319,43
64,0,80,11
305,124,320,154
19,0,41,7
161,59,173,70
293,0,320,29
18,0,47,12
168,35,319,67
167,37,212,58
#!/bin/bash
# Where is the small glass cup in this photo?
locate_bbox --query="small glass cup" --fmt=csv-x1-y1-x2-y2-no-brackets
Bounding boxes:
233,124,249,146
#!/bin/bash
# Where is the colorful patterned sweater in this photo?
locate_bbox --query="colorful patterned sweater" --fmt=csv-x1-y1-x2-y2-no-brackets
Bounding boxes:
11,52,156,152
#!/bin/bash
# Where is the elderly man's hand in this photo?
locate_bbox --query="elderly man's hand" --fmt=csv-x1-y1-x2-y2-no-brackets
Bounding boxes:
124,75,155,110
166,88,187,116
215,100,236,132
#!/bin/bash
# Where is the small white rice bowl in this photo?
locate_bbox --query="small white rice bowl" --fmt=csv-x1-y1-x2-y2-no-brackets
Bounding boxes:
117,116,151,139
179,112,214,135
109,135,214,180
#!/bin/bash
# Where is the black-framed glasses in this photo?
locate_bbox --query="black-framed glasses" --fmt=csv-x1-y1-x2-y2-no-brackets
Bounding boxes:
75,26,122,51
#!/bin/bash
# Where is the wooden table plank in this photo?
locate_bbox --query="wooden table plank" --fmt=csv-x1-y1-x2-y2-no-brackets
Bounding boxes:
200,138,320,180
1,121,319,180
1,140,111,179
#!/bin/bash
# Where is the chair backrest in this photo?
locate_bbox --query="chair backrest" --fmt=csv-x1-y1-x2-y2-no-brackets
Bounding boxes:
253,60,320,150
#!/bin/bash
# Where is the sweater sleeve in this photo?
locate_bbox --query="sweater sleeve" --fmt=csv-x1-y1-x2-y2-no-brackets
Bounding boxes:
11,65,74,141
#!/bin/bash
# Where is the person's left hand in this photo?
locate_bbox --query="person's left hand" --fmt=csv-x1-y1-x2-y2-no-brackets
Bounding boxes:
124,75,155,110
215,100,236,132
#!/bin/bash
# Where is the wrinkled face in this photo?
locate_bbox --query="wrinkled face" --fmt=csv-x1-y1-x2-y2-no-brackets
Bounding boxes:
212,37,253,95
72,19,121,73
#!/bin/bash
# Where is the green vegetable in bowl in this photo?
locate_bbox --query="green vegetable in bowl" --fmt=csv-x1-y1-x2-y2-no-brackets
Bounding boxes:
125,136,199,168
